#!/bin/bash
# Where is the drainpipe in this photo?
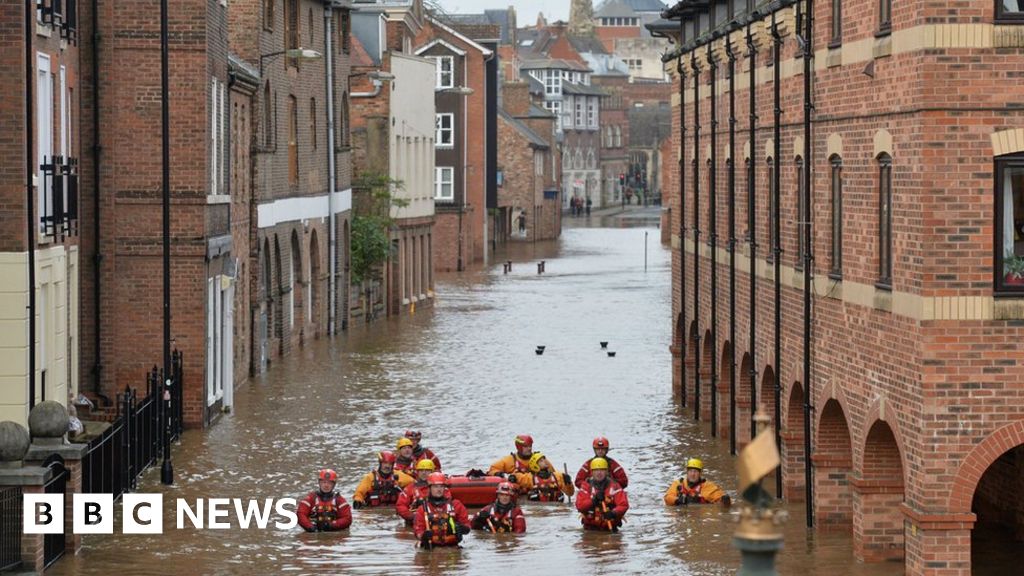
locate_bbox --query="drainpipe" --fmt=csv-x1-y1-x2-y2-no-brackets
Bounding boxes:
324,3,337,335
726,36,737,455
690,52,701,422
90,0,109,406
677,53,687,409
771,12,783,497
801,0,816,528
708,42,718,437
25,0,37,410
746,22,758,440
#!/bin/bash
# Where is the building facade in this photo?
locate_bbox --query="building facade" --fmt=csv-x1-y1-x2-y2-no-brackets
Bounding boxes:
0,3,82,426
663,1,1024,574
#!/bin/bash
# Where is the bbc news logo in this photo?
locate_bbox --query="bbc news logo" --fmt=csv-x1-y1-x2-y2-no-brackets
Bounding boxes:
23,495,299,534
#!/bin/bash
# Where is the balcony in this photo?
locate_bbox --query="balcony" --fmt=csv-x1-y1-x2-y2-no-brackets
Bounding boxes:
39,155,79,240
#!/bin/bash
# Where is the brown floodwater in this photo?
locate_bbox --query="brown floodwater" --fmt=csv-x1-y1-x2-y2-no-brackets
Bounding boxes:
51,214,903,575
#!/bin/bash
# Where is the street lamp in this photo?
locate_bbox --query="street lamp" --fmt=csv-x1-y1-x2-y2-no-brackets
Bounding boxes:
439,86,474,271
260,47,323,76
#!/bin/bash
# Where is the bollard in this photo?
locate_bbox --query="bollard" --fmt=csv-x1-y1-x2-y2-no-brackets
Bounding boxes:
503,263,509,275
541,260,546,273
507,260,512,272
537,262,542,275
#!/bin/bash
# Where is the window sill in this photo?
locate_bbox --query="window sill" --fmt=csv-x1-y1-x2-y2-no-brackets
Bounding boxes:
827,271,843,282
994,288,1024,299
873,33,892,59
875,280,892,292
207,194,231,205
826,45,842,68
994,16,1024,25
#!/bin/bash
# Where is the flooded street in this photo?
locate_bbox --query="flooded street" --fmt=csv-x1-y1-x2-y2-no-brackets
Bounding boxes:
53,215,901,575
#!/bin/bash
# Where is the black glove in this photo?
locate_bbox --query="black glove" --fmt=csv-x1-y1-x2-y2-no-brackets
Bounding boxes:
455,531,464,543
604,508,618,520
562,473,572,484
304,525,316,533
508,474,517,484
457,523,471,536
420,530,433,543
352,500,365,509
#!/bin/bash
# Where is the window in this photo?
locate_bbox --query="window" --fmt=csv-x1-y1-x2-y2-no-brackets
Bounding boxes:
432,56,454,89
339,10,351,54
830,0,842,46
310,98,317,150
996,154,1024,292
615,125,622,148
285,0,299,61
263,81,273,148
998,1,1024,21
586,98,597,129
211,78,225,195
575,98,584,127
288,95,298,185
796,156,806,269
264,0,274,30
435,113,453,147
878,0,892,35
542,100,562,130
435,166,454,200
340,92,350,147
535,152,544,176
308,8,314,46
877,153,893,286
767,157,776,261
830,156,843,277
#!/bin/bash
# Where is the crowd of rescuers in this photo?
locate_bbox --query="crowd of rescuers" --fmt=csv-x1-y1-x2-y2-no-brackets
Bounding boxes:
297,432,731,545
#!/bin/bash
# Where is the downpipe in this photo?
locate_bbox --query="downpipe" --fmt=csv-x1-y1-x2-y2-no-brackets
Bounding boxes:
746,23,758,441
708,43,718,437
25,0,37,409
801,0,816,528
771,12,783,497
691,52,701,422
726,37,737,455
677,55,687,409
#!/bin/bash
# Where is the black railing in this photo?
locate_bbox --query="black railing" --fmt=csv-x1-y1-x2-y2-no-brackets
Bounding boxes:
39,155,79,240
38,0,76,43
42,455,67,568
0,487,21,571
81,351,183,500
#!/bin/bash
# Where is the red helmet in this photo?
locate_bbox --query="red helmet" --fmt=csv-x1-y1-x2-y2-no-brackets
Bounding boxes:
593,437,610,450
496,481,516,496
318,469,338,482
514,434,534,448
427,472,448,486
404,430,422,441
378,450,397,464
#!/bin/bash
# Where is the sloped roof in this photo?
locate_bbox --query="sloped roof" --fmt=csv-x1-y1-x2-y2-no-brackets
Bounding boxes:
568,34,609,55
446,9,514,43
500,109,550,149
563,82,609,97
529,104,554,118
520,58,590,72
604,0,668,13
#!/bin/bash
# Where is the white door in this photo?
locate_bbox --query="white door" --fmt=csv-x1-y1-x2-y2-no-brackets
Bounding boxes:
223,282,234,410
37,53,53,233
206,278,215,406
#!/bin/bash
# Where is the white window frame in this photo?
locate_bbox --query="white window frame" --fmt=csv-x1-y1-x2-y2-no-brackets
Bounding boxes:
37,53,53,234
435,166,454,200
211,78,219,195
575,98,584,128
436,113,454,147
433,55,454,89
587,97,597,129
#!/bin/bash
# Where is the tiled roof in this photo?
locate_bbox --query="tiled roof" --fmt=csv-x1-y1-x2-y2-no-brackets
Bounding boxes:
499,109,550,149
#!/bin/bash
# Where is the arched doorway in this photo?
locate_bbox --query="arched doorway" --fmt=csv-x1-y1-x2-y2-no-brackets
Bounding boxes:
273,237,284,356
854,420,906,562
685,321,699,408
814,399,854,531
737,352,753,449
718,341,733,439
970,442,1024,574
782,382,806,501
258,239,273,372
760,365,776,421
290,230,304,341
309,230,321,338
342,218,350,331
674,313,686,405
700,329,713,422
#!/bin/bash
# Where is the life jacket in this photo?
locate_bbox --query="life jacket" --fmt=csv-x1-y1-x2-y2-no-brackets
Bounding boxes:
676,478,708,504
528,472,564,502
422,500,460,546
478,504,519,533
511,452,531,474
395,457,415,474
582,482,622,530
368,470,403,506
308,491,342,526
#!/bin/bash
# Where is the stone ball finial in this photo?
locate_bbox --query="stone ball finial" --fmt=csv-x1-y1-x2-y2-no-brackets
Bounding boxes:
0,421,31,464
28,401,70,441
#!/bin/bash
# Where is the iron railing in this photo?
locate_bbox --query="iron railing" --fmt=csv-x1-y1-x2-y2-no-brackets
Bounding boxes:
39,155,79,240
0,487,21,571
42,455,67,568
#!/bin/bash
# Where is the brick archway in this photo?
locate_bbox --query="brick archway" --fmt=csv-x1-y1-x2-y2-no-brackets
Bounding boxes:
672,313,685,403
718,341,733,439
685,321,699,407
737,352,753,449
782,382,806,501
814,398,854,531
759,365,776,421
950,420,1024,513
700,330,714,421
854,420,906,562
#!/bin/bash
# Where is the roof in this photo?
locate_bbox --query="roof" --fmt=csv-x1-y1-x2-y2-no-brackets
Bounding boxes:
568,34,609,55
563,82,609,97
499,109,550,149
446,9,514,44
602,0,668,14
520,58,590,72
529,104,554,118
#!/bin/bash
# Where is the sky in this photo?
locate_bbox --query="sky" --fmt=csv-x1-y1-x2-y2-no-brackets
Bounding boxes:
435,0,569,24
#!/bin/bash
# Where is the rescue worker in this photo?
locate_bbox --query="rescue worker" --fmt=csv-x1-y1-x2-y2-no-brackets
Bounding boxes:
412,472,471,548
575,436,629,489
353,450,415,508
471,481,526,533
394,437,418,475
575,457,629,532
396,459,445,524
517,453,574,502
405,430,442,471
297,469,352,532
664,458,731,506
487,434,534,480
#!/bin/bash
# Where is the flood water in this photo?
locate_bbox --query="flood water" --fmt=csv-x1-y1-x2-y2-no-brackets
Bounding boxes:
52,212,902,575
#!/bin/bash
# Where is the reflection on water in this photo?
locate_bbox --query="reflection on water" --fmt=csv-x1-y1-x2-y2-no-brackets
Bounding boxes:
52,226,900,575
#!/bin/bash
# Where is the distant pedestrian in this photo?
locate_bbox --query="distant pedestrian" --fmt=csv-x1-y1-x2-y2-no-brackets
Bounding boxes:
518,211,526,235
585,196,592,217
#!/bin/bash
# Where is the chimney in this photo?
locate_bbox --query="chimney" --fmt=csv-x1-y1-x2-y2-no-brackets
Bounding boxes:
502,81,532,117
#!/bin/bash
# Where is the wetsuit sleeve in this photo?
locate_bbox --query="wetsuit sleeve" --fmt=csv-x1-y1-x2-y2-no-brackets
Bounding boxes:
487,454,513,476
613,487,629,515
574,461,590,488
330,497,352,530
396,486,415,521
396,471,416,489
664,481,681,506
611,459,629,488
515,473,534,494
471,506,490,530
412,506,428,539
701,480,726,503
427,449,442,471
575,484,593,514
353,472,374,505
558,471,575,497
513,508,527,534
297,493,315,532
453,500,471,528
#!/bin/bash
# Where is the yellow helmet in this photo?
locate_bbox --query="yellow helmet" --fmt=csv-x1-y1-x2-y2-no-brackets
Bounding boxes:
396,438,414,450
528,453,547,473
590,457,609,471
415,459,436,471
686,458,704,471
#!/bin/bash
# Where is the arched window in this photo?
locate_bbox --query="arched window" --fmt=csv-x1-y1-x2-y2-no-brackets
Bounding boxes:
614,125,622,148
263,82,273,148
285,0,299,56
766,156,776,262
310,98,317,150
829,155,843,276
878,0,892,35
290,232,302,330
877,153,893,286
288,95,298,185
264,0,275,31
795,155,806,269
308,8,315,46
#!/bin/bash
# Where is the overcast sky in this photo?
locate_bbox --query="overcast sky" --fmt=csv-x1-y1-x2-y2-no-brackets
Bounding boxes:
435,0,570,24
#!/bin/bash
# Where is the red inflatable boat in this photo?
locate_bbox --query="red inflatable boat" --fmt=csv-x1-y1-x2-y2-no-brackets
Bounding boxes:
446,474,505,507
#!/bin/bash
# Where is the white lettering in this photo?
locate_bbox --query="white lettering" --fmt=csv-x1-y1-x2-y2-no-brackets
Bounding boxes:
275,498,298,529
207,498,231,529
233,498,273,529
176,499,203,529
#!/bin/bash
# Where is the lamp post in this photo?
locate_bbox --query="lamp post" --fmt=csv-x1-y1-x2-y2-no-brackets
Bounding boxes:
159,0,173,485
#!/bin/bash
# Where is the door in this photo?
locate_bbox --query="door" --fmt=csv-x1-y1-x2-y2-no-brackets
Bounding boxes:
37,53,53,233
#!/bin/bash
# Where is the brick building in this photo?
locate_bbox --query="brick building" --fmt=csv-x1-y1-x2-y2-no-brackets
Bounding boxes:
414,17,494,272
498,82,562,242
662,1,1024,574
593,0,672,81
0,3,82,426
351,0,436,316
